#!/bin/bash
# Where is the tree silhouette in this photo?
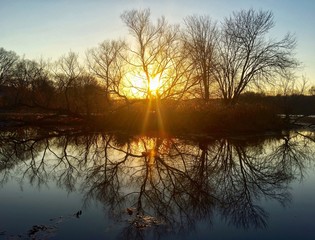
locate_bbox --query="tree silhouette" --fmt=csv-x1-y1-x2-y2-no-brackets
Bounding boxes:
0,47,19,86
86,39,128,104
182,15,218,101
121,9,191,100
214,9,298,104
53,51,84,113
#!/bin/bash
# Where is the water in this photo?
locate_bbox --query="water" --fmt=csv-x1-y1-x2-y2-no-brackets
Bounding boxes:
0,128,315,239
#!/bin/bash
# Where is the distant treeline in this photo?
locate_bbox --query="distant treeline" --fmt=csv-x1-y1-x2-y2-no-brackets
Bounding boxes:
239,92,315,115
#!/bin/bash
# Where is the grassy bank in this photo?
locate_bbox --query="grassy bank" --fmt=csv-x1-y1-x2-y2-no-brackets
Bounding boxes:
90,100,285,134
0,100,289,134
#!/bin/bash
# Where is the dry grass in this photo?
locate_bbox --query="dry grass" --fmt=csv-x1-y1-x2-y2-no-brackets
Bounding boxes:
90,100,284,134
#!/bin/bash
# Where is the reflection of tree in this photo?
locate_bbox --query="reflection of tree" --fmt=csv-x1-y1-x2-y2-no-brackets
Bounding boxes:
0,128,97,189
81,134,131,217
268,132,312,180
0,129,44,186
199,139,291,228
0,129,314,237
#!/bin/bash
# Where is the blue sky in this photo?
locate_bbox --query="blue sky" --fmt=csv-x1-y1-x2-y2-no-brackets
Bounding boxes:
0,0,314,83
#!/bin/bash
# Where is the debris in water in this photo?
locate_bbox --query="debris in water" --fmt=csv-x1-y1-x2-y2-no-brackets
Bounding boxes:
75,210,82,218
28,224,56,238
129,214,163,230
127,208,133,215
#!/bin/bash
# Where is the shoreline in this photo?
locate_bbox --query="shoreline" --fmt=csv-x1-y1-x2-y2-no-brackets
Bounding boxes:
0,112,314,137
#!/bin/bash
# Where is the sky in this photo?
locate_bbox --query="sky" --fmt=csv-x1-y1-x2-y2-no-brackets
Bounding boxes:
0,0,314,84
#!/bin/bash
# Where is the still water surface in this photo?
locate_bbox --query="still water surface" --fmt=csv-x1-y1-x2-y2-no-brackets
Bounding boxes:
0,128,315,239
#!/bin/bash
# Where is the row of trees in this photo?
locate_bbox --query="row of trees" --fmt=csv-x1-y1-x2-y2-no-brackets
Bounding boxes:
120,8,300,103
0,8,308,114
0,48,108,114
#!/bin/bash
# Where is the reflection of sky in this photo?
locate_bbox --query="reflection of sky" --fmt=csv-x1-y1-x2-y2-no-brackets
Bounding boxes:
175,168,315,240
253,176,315,240
0,180,115,239
0,0,314,83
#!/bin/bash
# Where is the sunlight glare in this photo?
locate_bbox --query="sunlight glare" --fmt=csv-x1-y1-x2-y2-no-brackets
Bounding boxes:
149,75,160,92
125,72,161,98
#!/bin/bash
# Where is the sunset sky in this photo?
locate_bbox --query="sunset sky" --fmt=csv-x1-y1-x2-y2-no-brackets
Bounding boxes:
1,0,314,84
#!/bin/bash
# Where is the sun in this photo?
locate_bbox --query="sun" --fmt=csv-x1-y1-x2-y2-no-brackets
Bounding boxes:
125,72,161,98
149,75,160,92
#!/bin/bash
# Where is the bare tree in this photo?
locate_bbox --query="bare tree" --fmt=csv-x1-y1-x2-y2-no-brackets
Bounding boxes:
53,51,83,112
121,9,190,100
182,15,218,101
276,73,308,96
0,47,19,86
12,58,51,105
214,9,298,104
86,40,127,103
28,59,55,108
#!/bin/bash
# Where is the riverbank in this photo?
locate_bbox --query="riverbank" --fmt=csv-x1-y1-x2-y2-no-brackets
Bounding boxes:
1,94,314,133
2,102,313,135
